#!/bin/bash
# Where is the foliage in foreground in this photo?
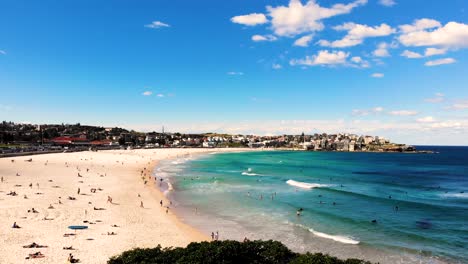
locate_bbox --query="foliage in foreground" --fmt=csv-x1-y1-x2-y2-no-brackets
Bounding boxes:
108,240,373,264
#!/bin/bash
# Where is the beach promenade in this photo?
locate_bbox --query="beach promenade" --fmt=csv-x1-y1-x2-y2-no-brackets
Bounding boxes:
0,148,243,264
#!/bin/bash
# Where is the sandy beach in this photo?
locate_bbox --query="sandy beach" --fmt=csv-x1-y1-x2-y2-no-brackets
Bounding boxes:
0,148,246,264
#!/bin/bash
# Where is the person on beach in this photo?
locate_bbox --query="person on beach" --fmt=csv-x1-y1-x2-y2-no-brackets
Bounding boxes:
215,231,219,241
107,196,113,203
160,200,163,207
1,176,3,183
211,232,215,240
140,201,144,208
12,222,21,228
77,188,80,195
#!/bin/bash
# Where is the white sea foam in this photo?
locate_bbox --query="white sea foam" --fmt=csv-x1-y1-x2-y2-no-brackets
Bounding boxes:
309,228,360,245
286,179,328,189
442,192,468,199
241,172,261,176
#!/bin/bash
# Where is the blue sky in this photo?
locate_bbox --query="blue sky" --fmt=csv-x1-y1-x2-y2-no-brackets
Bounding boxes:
1,0,468,145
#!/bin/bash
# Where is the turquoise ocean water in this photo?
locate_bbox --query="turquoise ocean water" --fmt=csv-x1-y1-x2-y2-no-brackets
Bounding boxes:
155,147,467,264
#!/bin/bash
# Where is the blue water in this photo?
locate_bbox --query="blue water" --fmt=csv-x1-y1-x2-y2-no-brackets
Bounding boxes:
157,147,468,264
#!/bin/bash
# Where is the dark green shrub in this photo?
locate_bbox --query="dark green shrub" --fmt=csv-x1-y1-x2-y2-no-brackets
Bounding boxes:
108,240,372,264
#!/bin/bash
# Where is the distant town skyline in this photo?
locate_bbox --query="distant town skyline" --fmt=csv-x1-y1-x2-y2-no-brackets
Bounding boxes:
1,0,468,145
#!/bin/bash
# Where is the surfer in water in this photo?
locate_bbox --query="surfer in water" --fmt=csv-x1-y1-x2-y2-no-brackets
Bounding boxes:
296,208,303,216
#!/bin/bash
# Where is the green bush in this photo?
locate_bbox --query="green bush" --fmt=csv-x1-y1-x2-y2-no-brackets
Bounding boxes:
108,240,372,264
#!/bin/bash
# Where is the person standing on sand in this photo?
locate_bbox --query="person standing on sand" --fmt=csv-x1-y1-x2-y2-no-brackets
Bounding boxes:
140,201,144,208
77,188,80,195
211,232,215,240
160,200,163,207
107,196,113,204
215,231,219,241
1,176,3,183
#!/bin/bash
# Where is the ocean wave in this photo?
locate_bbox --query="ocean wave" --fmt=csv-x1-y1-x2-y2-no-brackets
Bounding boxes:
241,172,261,176
286,179,329,189
308,228,360,245
441,192,468,199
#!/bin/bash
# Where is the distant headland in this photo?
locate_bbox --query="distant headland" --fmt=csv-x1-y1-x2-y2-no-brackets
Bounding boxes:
0,121,428,155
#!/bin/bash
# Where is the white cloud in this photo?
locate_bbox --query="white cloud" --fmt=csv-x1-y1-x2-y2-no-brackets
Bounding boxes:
399,20,468,48
293,35,314,47
388,110,419,116
373,42,393,57
351,56,370,68
319,23,395,48
0,50,6,55
231,13,268,26
424,47,447,56
227,71,244,75
416,116,436,123
401,47,447,59
252,34,277,42
425,93,445,103
272,63,282,69
425,58,456,66
142,91,153,96
371,73,384,78
399,18,441,34
144,21,170,29
447,101,468,110
379,0,396,7
352,106,384,116
266,0,368,37
156,94,165,98
401,50,423,58
290,50,349,66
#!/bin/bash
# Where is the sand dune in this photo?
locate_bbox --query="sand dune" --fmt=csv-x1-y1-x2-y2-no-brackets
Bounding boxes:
0,148,245,264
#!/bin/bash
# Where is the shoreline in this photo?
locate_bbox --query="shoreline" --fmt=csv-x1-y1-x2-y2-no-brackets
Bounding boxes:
159,150,452,264
0,148,252,264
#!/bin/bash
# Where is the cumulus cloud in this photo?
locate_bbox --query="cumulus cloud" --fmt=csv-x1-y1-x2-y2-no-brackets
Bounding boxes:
319,23,395,48
266,0,368,37
447,100,468,110
272,63,282,69
373,42,396,57
424,93,445,103
293,35,314,47
350,56,370,68
399,20,468,48
144,21,170,29
290,50,349,66
379,0,396,7
399,18,441,34
401,50,423,58
388,110,419,116
142,91,153,96
252,34,277,42
425,47,447,56
352,106,384,116
227,71,244,75
231,13,268,26
417,116,436,123
401,47,447,59
371,73,384,78
425,58,456,66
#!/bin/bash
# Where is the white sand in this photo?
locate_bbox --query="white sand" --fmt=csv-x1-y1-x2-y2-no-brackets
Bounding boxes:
0,148,247,264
